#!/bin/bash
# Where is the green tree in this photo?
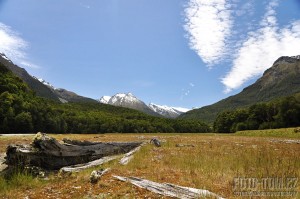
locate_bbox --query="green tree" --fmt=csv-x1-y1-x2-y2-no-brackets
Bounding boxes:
15,112,33,133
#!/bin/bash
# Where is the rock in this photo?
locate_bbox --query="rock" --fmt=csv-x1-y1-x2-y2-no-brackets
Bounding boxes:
90,168,110,184
150,138,161,147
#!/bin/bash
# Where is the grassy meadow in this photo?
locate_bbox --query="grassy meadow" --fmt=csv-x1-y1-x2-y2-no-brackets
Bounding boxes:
0,128,299,198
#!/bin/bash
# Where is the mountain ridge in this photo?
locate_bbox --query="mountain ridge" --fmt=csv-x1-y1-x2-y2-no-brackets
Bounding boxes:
180,55,300,123
0,53,98,104
0,53,60,101
100,93,190,118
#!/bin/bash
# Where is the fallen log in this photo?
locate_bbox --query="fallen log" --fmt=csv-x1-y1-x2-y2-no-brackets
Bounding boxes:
5,133,142,170
114,176,224,199
60,155,118,173
119,145,142,165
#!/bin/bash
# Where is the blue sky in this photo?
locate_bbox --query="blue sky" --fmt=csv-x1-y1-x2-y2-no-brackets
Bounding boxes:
0,0,300,109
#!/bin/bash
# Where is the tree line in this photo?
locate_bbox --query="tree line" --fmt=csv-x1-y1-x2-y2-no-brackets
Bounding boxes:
213,93,300,133
0,63,211,134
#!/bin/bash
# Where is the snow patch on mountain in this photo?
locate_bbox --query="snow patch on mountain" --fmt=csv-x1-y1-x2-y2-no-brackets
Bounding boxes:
0,53,11,62
108,93,145,106
149,103,190,118
109,93,139,104
171,107,190,113
33,76,56,90
99,92,158,116
99,96,111,104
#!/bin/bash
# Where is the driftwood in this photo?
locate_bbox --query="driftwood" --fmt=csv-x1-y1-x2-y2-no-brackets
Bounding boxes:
90,168,110,183
5,133,142,170
114,176,224,199
119,145,142,165
60,155,118,173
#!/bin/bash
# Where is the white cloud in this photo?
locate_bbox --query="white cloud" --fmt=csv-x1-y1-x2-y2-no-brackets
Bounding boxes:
180,82,196,100
185,0,300,93
184,0,233,65
235,1,254,17
20,61,40,69
0,22,27,59
0,22,39,69
222,1,300,93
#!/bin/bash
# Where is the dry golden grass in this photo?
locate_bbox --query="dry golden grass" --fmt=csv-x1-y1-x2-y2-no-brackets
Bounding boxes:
0,131,299,198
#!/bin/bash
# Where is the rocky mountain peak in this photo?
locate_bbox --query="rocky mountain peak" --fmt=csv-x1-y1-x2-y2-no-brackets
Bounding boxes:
273,55,300,65
262,55,300,83
109,92,140,105
99,92,158,116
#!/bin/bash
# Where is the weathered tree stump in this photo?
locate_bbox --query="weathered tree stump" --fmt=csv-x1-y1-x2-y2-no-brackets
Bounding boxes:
5,133,142,170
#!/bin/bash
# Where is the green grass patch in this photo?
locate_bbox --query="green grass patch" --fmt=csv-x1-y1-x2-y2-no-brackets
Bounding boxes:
0,170,47,196
234,127,300,138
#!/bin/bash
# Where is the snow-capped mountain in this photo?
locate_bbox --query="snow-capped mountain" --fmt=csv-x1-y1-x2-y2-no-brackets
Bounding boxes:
148,103,190,118
100,93,190,118
109,93,140,106
99,93,159,116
